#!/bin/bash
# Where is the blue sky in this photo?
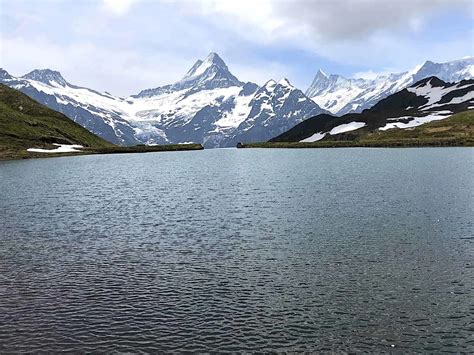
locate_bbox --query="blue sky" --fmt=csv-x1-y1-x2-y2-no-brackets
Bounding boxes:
0,0,473,96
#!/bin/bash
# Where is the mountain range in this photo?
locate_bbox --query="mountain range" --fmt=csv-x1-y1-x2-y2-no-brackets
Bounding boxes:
271,77,474,143
306,57,474,116
1,54,472,148
0,53,325,148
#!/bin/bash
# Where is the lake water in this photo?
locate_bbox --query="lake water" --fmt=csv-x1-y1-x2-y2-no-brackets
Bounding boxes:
0,148,473,352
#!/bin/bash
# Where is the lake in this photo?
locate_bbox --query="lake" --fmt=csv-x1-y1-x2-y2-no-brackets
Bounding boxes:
0,148,473,352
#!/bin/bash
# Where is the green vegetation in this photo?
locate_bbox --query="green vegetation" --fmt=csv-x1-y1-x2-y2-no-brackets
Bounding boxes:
238,110,474,149
84,144,204,155
362,110,474,145
0,84,202,160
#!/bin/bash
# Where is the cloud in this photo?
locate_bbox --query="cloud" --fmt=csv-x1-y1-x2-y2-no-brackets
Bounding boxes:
272,0,471,41
100,0,141,15
165,0,473,79
0,33,296,96
1,0,472,95
187,0,472,42
0,35,193,96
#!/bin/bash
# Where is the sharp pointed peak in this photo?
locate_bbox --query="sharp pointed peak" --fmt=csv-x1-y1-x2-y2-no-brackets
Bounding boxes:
278,78,293,87
182,52,229,80
202,52,227,69
316,69,328,78
205,52,222,61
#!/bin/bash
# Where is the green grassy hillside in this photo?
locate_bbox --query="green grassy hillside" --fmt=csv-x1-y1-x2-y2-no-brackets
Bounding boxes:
361,110,473,145
0,84,203,160
238,110,474,148
0,84,113,159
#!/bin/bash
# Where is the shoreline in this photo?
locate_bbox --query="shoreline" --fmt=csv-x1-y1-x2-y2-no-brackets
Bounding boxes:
0,143,204,162
237,139,474,149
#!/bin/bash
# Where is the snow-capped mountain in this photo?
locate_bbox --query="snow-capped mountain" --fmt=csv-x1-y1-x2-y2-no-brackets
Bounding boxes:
233,79,323,144
134,52,244,97
0,68,140,145
306,57,474,116
0,53,326,148
274,77,474,143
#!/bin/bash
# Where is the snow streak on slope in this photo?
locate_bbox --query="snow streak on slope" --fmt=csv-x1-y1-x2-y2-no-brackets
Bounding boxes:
379,111,452,131
329,122,366,135
300,132,326,143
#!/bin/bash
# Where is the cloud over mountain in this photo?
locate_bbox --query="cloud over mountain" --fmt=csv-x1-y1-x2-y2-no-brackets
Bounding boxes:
272,0,471,41
0,0,472,96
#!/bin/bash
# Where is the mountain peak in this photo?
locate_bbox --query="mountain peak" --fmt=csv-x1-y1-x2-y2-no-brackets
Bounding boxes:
413,57,474,83
263,79,277,89
305,70,337,98
0,68,12,81
278,78,294,88
176,52,242,91
205,52,225,65
136,53,243,98
315,69,329,79
183,52,229,80
411,76,447,88
22,69,68,87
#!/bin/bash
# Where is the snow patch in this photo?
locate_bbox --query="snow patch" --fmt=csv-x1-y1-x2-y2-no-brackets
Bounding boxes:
27,143,83,153
427,91,474,109
408,80,472,109
300,132,326,142
379,112,452,131
214,92,254,128
329,122,366,135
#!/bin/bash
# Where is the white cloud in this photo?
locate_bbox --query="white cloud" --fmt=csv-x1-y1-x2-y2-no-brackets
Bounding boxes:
100,0,141,16
271,0,470,41
0,35,192,96
1,0,472,95
172,0,472,42
0,34,297,96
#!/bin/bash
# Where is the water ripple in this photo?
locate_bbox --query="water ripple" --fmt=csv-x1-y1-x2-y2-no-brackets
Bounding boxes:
0,148,473,352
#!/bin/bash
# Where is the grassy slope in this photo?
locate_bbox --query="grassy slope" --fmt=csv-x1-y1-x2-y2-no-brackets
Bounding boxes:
0,84,113,159
362,110,473,145
239,110,474,148
0,84,202,160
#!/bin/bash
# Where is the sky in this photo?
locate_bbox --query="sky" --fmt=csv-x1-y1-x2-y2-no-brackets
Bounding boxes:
0,0,473,96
